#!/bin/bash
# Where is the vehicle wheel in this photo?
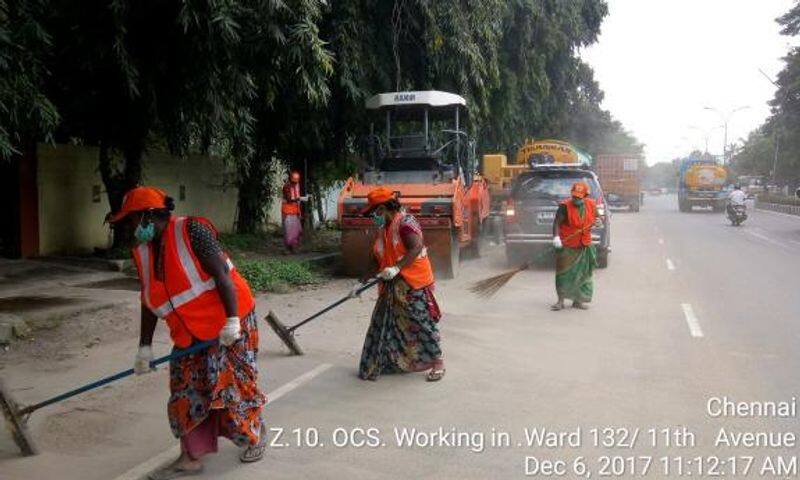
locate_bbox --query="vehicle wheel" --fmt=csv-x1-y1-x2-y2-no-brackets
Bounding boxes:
463,219,482,259
437,231,460,279
597,249,609,268
631,202,640,213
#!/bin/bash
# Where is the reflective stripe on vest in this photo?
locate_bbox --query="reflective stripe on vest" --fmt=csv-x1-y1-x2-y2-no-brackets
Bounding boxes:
140,217,221,318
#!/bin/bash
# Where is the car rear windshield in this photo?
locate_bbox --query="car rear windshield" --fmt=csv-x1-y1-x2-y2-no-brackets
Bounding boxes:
513,171,600,201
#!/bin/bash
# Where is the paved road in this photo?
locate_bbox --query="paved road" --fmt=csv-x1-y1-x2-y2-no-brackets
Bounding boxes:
2,194,798,479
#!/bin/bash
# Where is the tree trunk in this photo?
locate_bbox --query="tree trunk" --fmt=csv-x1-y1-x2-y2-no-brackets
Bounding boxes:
99,141,143,249
235,146,273,234
311,178,325,225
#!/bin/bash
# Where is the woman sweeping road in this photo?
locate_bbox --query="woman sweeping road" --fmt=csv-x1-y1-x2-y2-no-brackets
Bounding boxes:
551,182,602,311
353,187,445,382
108,187,266,480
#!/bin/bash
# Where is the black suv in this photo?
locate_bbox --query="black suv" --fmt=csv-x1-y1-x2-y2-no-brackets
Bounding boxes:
504,166,611,267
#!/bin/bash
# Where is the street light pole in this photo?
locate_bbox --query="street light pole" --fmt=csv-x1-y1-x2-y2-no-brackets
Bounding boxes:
688,125,723,155
758,68,787,184
703,105,750,165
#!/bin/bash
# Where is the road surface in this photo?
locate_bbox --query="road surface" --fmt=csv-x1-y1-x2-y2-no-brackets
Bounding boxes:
2,194,798,479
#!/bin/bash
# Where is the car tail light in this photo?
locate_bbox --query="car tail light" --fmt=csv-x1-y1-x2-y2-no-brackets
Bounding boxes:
504,199,516,222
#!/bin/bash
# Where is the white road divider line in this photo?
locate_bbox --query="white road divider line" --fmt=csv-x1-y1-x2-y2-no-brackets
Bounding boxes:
112,363,333,480
666,259,676,271
681,303,704,338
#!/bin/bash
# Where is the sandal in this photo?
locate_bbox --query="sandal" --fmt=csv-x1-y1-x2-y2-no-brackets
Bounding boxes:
572,302,589,310
426,367,446,382
550,303,565,311
148,464,204,480
240,423,267,463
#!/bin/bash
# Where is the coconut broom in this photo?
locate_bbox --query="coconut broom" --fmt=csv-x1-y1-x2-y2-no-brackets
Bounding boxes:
470,228,588,298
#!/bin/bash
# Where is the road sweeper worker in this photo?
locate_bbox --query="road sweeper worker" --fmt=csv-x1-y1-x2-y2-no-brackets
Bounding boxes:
550,181,601,312
107,186,266,480
353,186,445,382
281,171,309,254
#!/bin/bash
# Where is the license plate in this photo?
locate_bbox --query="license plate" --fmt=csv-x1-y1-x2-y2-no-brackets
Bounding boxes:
538,211,556,220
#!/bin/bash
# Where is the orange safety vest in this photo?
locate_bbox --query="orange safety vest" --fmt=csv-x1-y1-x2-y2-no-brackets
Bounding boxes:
558,198,596,248
373,212,435,290
131,216,255,348
281,182,302,216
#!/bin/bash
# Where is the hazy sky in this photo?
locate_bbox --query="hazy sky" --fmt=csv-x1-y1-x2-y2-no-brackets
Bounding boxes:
582,0,796,165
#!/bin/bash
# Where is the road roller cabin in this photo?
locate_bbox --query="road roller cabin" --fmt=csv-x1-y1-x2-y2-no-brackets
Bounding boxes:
337,91,490,279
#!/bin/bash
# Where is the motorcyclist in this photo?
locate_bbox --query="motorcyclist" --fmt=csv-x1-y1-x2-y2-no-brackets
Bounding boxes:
727,184,747,216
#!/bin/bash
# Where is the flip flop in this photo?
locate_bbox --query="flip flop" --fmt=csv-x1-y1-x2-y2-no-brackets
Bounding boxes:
572,302,589,310
550,303,565,311
240,424,267,463
426,368,446,382
148,464,204,480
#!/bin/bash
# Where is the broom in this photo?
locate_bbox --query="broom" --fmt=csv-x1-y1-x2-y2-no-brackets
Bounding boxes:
470,228,587,298
1,339,217,456
265,278,379,355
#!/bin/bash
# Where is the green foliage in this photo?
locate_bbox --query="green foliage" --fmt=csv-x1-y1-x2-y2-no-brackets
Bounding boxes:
757,192,800,206
733,3,800,187
236,258,320,292
0,0,59,158
644,160,681,189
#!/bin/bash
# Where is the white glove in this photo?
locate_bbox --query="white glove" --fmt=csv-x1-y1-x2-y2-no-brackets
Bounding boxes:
134,345,154,375
552,236,563,249
377,266,400,281
220,316,241,346
348,283,363,299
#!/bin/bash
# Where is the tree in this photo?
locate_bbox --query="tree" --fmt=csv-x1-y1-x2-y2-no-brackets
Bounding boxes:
43,0,257,244
0,0,59,159
733,2,800,188
232,0,333,234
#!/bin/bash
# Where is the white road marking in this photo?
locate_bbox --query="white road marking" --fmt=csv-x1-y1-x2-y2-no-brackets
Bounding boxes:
666,259,676,271
744,230,792,251
681,303,704,338
112,363,333,480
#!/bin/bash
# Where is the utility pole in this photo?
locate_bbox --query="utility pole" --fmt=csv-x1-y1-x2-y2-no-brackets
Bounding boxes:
703,105,750,165
758,68,787,184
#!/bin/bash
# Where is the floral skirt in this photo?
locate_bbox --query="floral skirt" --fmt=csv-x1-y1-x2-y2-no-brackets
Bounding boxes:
359,280,442,380
168,310,266,447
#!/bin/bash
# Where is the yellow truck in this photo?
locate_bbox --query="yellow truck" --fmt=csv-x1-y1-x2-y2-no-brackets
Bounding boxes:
678,159,728,212
482,139,591,242
483,139,592,198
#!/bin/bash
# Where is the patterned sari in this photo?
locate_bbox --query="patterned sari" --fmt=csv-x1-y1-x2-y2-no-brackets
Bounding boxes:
359,279,442,380
168,310,266,448
555,245,597,302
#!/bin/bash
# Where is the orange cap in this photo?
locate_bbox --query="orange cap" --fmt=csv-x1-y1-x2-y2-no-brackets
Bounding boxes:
290,171,301,183
107,186,167,223
571,182,590,199
360,187,396,215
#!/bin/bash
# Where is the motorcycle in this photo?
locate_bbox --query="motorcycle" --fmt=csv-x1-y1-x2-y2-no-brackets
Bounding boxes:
727,204,747,226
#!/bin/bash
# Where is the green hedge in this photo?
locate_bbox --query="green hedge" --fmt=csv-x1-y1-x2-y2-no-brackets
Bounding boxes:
236,258,320,293
757,193,800,206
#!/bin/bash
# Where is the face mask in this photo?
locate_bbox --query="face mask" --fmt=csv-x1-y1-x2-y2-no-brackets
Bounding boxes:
572,196,584,206
134,219,156,244
372,212,386,228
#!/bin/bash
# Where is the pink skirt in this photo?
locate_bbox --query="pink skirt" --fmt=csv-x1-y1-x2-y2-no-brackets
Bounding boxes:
283,214,302,248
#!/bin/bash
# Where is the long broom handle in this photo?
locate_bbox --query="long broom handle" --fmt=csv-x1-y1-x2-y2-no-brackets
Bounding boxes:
287,278,380,333
17,339,218,416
